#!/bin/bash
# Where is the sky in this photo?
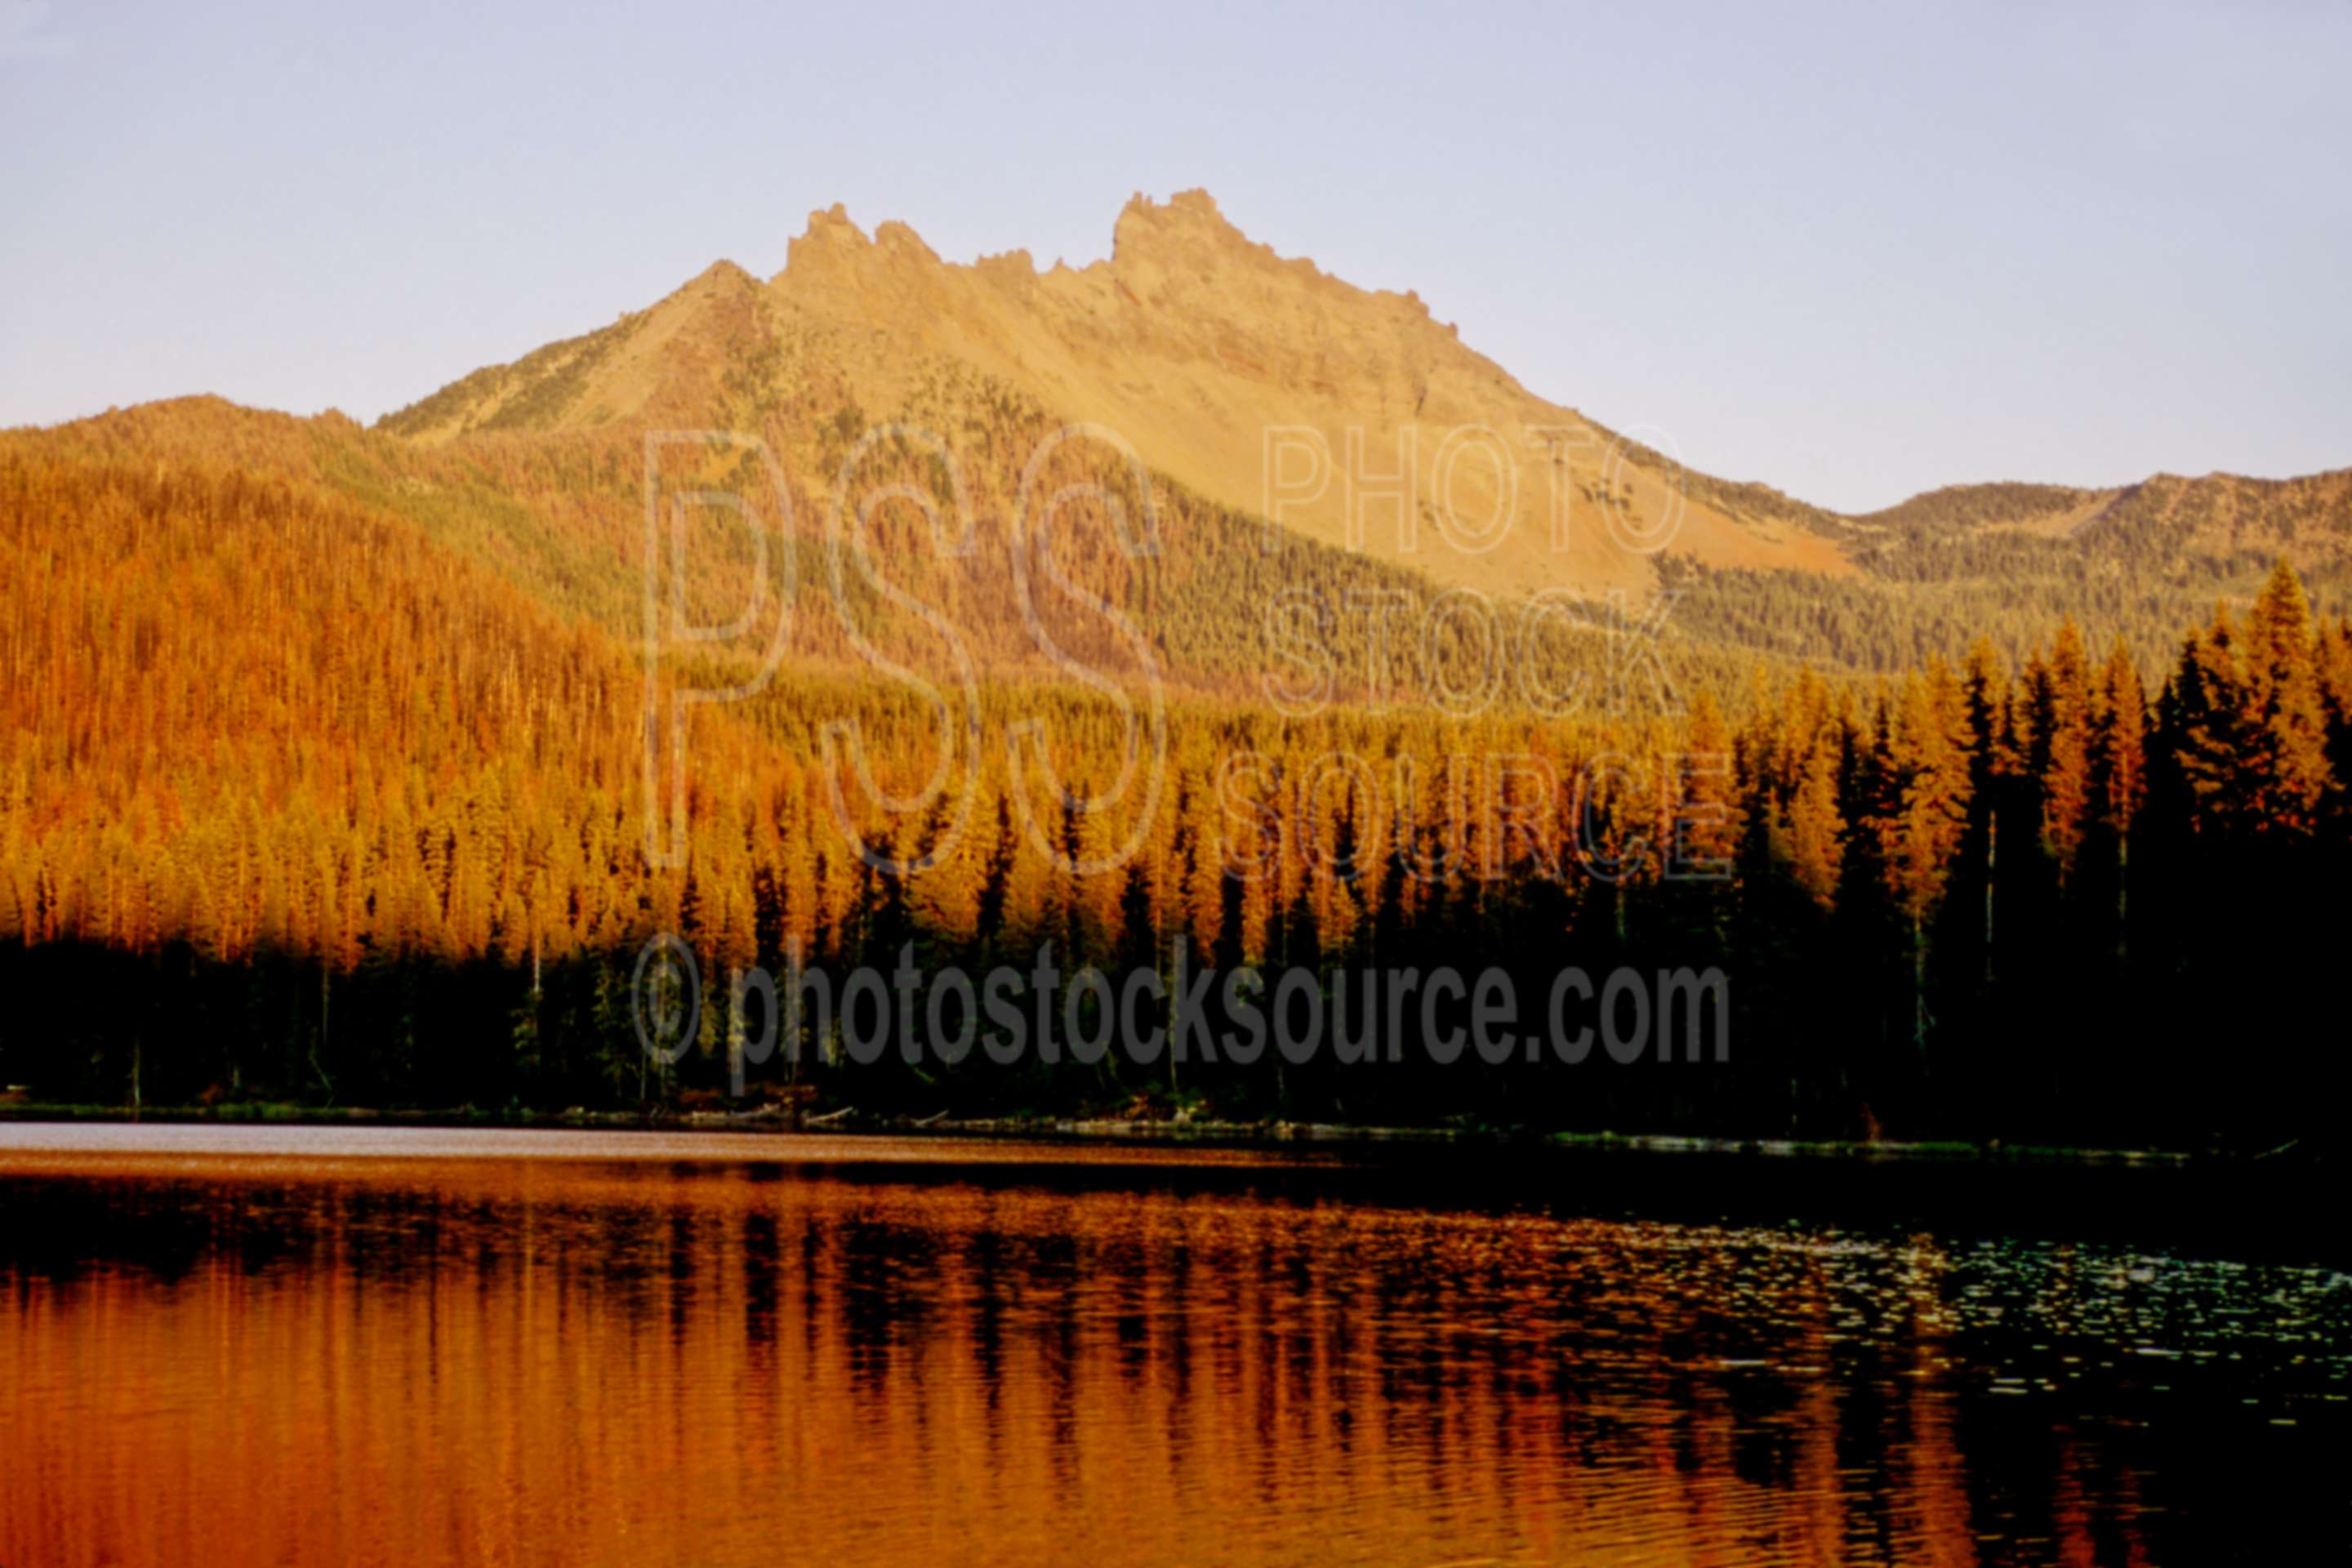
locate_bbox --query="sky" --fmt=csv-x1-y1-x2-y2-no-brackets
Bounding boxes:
2,0,2346,513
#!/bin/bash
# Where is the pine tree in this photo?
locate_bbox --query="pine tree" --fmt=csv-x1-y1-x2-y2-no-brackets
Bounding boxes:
2034,620,2096,887
1876,660,1974,1057
1784,729,1846,910
2240,560,2336,835
2089,637,2147,949
2164,612,2247,836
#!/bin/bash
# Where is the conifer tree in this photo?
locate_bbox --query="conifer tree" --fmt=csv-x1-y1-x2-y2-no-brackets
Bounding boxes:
2089,637,2147,947
1876,660,1974,1055
2240,560,2335,834
1784,731,1846,910
2034,620,2096,887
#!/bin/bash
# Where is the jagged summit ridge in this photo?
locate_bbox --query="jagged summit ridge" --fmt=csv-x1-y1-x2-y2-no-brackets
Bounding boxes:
370,190,1855,595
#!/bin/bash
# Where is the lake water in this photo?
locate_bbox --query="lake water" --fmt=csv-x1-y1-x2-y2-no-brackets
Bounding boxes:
2,1124,2345,1565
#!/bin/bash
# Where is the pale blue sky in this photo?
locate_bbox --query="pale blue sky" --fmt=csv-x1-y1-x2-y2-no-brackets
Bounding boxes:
2,0,2345,512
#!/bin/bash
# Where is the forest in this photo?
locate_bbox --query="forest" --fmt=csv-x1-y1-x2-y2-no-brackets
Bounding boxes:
2,405,2349,1150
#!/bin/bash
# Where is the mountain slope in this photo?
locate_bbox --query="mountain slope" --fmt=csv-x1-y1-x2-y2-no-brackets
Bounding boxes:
1660,466,2352,675
380,190,1851,602
374,189,2352,670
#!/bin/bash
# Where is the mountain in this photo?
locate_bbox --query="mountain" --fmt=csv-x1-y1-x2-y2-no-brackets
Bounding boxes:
1665,466,2352,675
366,189,2352,675
3,189,2344,705
378,190,1851,604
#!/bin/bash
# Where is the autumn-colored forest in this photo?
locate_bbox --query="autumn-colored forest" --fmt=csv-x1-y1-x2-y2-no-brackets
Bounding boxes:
2,401,2347,1147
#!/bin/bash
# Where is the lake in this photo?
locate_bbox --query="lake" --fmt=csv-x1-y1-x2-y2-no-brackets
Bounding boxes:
2,1124,2345,1565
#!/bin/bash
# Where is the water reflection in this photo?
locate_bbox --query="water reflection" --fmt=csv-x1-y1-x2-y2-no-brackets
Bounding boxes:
1,1137,2345,1566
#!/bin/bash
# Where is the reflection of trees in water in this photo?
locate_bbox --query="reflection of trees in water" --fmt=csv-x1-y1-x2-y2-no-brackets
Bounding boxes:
5,1160,2332,1566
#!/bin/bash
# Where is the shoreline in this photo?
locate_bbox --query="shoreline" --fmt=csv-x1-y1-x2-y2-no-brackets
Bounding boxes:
0,1099,2249,1169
